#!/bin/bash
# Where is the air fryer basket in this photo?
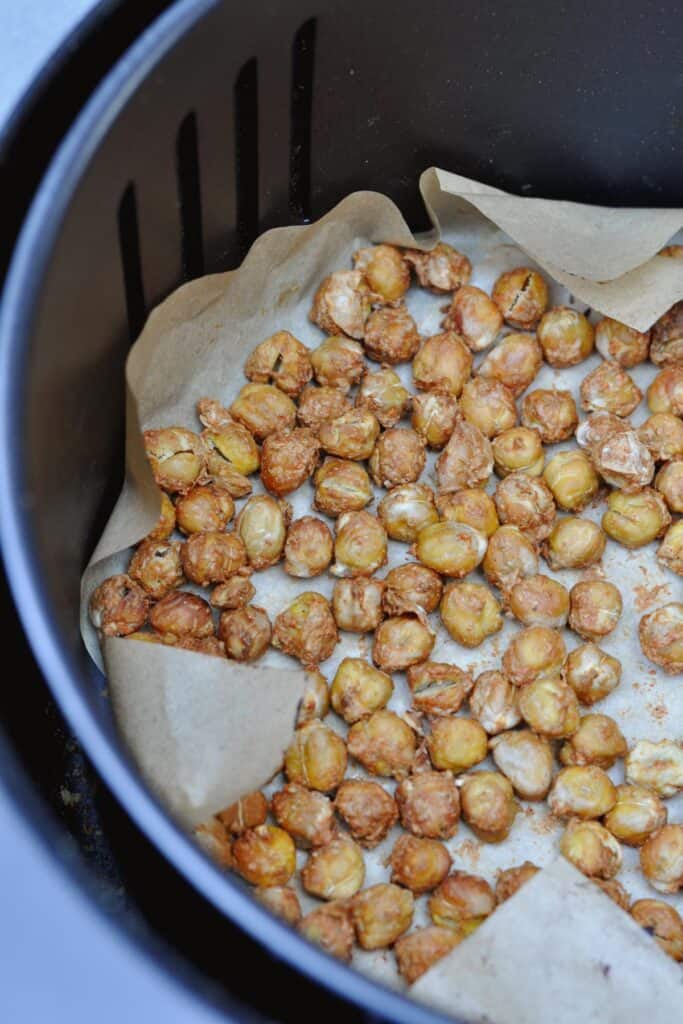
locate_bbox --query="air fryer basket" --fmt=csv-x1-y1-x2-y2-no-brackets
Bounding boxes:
2,0,682,1018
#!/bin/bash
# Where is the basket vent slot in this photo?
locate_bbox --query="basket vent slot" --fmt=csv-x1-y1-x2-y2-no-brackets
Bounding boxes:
117,182,146,343
177,112,205,280
290,18,316,222
234,57,259,258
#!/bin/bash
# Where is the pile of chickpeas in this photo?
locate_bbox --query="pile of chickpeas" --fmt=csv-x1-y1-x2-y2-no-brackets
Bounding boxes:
89,240,683,983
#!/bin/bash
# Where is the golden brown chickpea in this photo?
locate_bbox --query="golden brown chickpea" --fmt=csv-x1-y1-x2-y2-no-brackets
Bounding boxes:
412,331,472,395
377,484,438,543
655,457,683,512
89,574,149,637
410,391,460,449
331,577,384,633
483,525,539,595
509,574,569,628
405,242,471,294
658,519,683,575
149,591,214,638
330,658,394,723
194,819,233,869
260,427,319,497
255,886,302,926
478,333,543,398
492,267,549,329
564,648,622,706
639,602,683,673
469,671,521,736
521,388,578,444
489,729,554,800
394,926,463,985
285,720,347,792
369,427,426,488
439,581,503,647
575,410,630,453
569,580,623,642
650,300,683,367
147,492,176,542
318,407,380,461
459,771,518,842
272,592,338,666
494,473,556,542
591,431,655,493
128,538,183,600
334,779,398,848
353,243,410,303
201,432,255,498
155,634,226,657
519,676,580,739
436,489,499,538
175,485,235,535
543,449,600,511
236,494,289,569
283,516,333,578
332,511,388,577
604,785,667,847
435,416,493,492
638,413,683,462
218,605,271,661
406,662,473,717
395,771,460,840
356,367,411,428
659,245,683,258
429,871,495,930
230,383,297,442
460,377,517,438
647,366,683,416
299,902,355,961
302,836,366,900
631,899,683,960
640,825,683,894
195,398,236,431
580,361,642,417
363,304,421,364
548,765,616,820
594,878,632,910
297,669,331,725
560,819,622,879
232,825,296,887
144,427,208,495
390,834,452,894
373,616,435,673
244,330,312,397
602,488,670,547
542,517,606,571
271,783,334,847
442,284,503,351
383,564,443,619
492,427,545,478
415,521,488,578
181,531,248,586
595,317,650,367
495,862,540,904
347,710,417,778
217,791,268,836
502,626,566,687
428,717,488,774
626,739,683,798
313,457,373,516
309,270,371,339
296,385,352,435
310,335,365,392
537,306,594,367
352,883,414,950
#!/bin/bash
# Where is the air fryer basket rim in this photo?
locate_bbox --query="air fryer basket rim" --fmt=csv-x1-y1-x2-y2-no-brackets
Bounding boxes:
0,1,449,1020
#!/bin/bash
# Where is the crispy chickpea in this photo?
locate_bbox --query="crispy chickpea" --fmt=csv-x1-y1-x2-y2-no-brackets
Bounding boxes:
575,410,629,453
255,886,302,926
332,577,384,633
436,489,499,538
436,416,493,492
569,580,622,642
285,720,347,792
310,335,365,392
428,717,488,774
548,765,616,820
658,519,683,575
412,332,472,396
394,926,463,985
201,434,255,498
603,785,667,847
373,616,435,672
313,458,373,516
640,825,683,894
490,729,554,800
236,495,288,569
483,525,539,595
232,825,296,887
650,300,683,367
542,516,606,570
439,581,502,647
492,427,544,478
271,783,335,847
147,491,176,542
383,564,443,619
655,458,683,513
194,819,233,869
429,871,495,931
150,634,225,657
297,669,330,725
415,521,487,578
128,538,183,600
334,779,398,848
356,367,411,428
353,243,410,303
347,710,417,778
521,388,578,444
537,306,594,366
509,574,569,628
330,658,394,723
149,591,214,638
495,862,540,904
144,426,208,496
494,473,555,543
518,676,579,739
378,484,438,543
318,407,380,461
217,791,269,835
296,385,352,435
594,878,632,910
647,366,683,416
363,304,421,364
592,432,655,494
89,574,149,637
460,377,517,439
390,834,452,894
406,661,473,716
369,427,426,488
283,516,333,578
602,488,670,547
560,820,622,879
218,605,271,661
260,427,319,497
352,883,414,950
491,268,549,329
639,602,683,673
595,317,650,367
564,647,622,706
175,485,234,535
478,333,543,398
299,902,355,961
302,837,366,900
196,398,235,431
625,739,683,798
469,671,521,736
309,270,371,339
229,383,297,441
244,330,312,396
182,531,248,585
395,771,460,840
459,771,518,842
332,511,387,577
502,626,566,687
580,361,642,417
272,592,338,665
442,284,503,351
411,391,460,449
631,900,683,961
543,449,600,511
638,413,683,462
405,242,471,294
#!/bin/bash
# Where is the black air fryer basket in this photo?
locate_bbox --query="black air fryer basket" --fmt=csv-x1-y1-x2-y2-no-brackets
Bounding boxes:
1,0,682,1019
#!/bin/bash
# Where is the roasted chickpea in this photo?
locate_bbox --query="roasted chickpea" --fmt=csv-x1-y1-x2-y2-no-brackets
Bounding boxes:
490,729,554,800
218,605,271,661
494,474,556,544
332,511,388,577
604,785,667,847
175,485,235,535
655,457,683,512
483,525,539,595
128,538,183,601
255,886,302,926
575,410,629,453
416,521,487,578
363,304,421,364
410,391,460,449
491,268,549,329
502,626,566,687
460,377,517,438
394,926,463,985
626,739,683,798
194,819,233,869
406,661,473,716
412,331,472,396
313,458,373,517
232,825,296,887
640,825,683,894
272,592,338,665
285,720,347,792
310,335,365,392
196,398,235,431
436,416,493,491
542,517,606,570
509,574,569,628
89,574,149,637
658,519,683,575
377,484,438,543
352,883,414,950
639,602,683,673
260,427,319,497
469,671,521,736
299,902,354,961
543,449,600,511
405,242,471,294
436,489,499,538
271,783,335,847
459,771,518,842
519,676,579,739
521,388,579,444
650,300,683,367
638,413,683,462
428,717,488,774
296,385,352,435
564,647,622,706
201,432,256,498
592,431,655,494
536,305,594,367
442,284,503,351
331,577,384,633
383,564,443,619
150,591,214,638
631,900,683,960
330,658,394,723
369,427,426,488
217,790,269,835
548,765,616,820
151,634,225,657
318,407,380,461
595,317,650,367
440,581,503,647
229,383,297,442
302,836,366,900
147,491,176,542
395,771,460,840
309,270,371,339
647,366,683,416
492,427,545,478
569,580,622,643
353,243,410,303
356,367,411,428
347,710,417,778
244,330,312,396
478,333,543,398
560,820,622,879
495,862,540,904
580,361,642,417
283,516,333,578
428,871,495,930
659,245,683,258
182,530,248,585
602,488,670,548
390,834,452,894
373,616,435,672
236,494,288,569
334,779,398,848
297,669,330,725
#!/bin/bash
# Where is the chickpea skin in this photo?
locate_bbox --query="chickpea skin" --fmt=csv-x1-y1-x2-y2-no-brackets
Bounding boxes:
352,883,414,950
143,427,207,494
378,483,439,543
297,385,352,435
502,626,566,687
218,605,271,661
639,602,683,673
330,658,394,723
331,577,385,633
638,413,683,462
318,407,380,461
509,574,569,629
459,771,518,842
603,785,667,847
406,662,473,716
595,317,650,367
647,366,683,416
232,825,296,887
494,472,556,542
492,427,545,478
602,488,670,548
309,270,371,339
373,616,435,672
560,820,622,879
356,367,411,428
394,926,463,985
560,713,627,769
521,388,578,443
369,427,426,488
442,284,503,351
390,834,452,894
236,494,289,569
260,427,320,496
283,516,333,578
411,391,460,449
495,862,540,904
395,771,461,840
332,511,388,577
491,268,549,329
347,710,417,778
302,837,366,900
405,242,472,294
478,333,543,397
150,591,214,638
543,449,600,511
382,564,443,619
353,244,410,303
244,330,312,396
631,900,683,961
229,384,297,441
285,720,347,793
483,525,539,595
640,825,683,894
580,361,642,417
412,332,472,396
569,581,623,642
469,671,522,736
518,676,580,739
428,872,495,930
217,791,269,835
439,581,503,647
271,783,335,847
313,458,373,517
299,902,355,961
128,539,183,600
548,766,616,820
89,574,149,637
175,485,235,535
537,306,594,366
415,521,488,578
272,592,338,665
460,377,517,439
594,878,632,911
436,489,499,538
334,779,398,848
436,416,493,492
542,517,606,571
625,739,683,798
490,729,554,800
363,304,421,364
428,717,488,774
